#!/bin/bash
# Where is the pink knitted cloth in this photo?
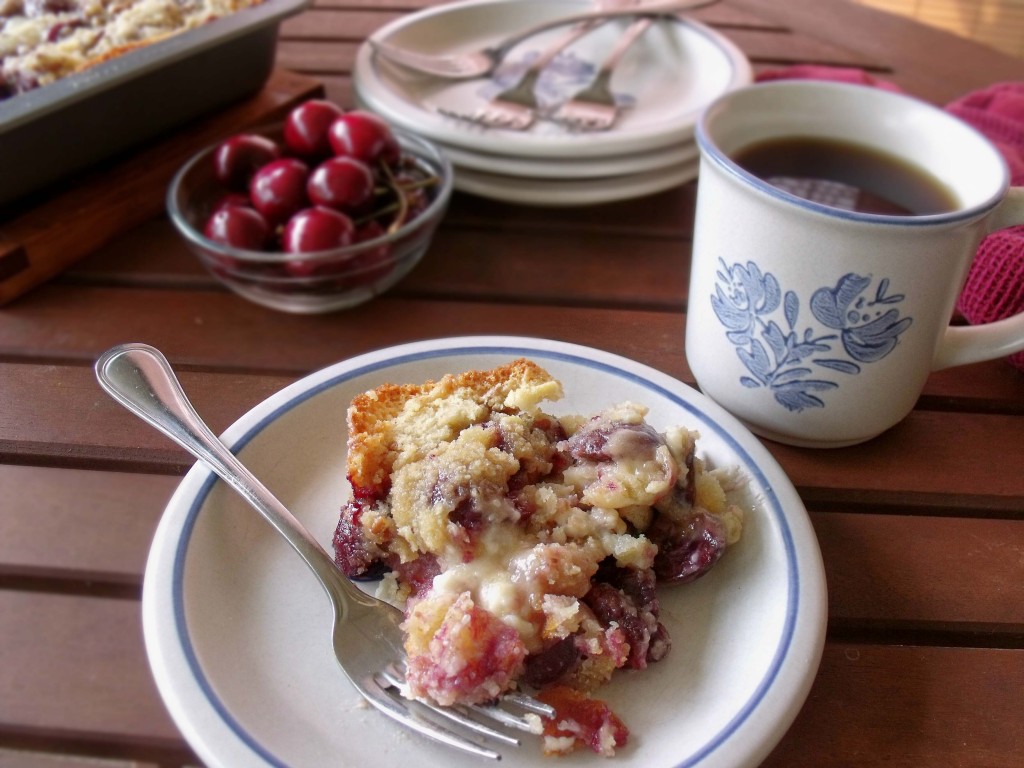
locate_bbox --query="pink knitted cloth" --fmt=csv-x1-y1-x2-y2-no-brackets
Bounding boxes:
754,67,1024,371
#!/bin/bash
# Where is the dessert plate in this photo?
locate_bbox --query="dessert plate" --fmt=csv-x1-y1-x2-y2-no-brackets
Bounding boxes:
354,0,752,159
452,157,700,205
434,137,700,179
143,336,827,768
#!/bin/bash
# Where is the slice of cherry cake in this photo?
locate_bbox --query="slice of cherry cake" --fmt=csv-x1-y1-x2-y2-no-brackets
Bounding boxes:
333,359,743,757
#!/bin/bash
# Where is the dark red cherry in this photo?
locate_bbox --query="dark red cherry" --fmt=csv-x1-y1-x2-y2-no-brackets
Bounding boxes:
283,99,345,158
213,134,280,190
350,219,391,270
651,511,728,584
282,207,356,256
354,219,386,244
249,158,310,224
342,220,395,286
211,192,252,213
203,206,270,250
307,156,375,211
327,111,400,166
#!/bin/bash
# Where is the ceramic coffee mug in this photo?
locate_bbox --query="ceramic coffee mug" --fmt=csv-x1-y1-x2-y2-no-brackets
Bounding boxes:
687,81,1024,448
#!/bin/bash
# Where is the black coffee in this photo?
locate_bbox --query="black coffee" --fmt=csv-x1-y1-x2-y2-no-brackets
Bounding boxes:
730,136,959,216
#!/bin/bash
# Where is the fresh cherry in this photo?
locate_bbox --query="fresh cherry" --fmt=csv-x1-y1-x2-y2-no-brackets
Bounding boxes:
213,134,280,191
282,206,356,258
307,156,375,211
355,219,387,245
283,99,345,158
203,206,270,250
199,100,439,285
315,220,395,289
211,192,252,213
249,158,310,224
327,111,400,166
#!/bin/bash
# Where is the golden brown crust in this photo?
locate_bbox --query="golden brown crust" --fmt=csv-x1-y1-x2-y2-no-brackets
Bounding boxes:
346,359,557,491
76,37,168,71
1,1,266,99
346,382,426,491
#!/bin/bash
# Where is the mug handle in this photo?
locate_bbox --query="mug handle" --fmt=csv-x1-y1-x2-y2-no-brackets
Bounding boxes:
934,187,1024,370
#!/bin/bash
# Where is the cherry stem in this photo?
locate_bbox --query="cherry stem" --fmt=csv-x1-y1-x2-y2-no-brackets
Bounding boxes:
376,162,407,235
354,160,439,229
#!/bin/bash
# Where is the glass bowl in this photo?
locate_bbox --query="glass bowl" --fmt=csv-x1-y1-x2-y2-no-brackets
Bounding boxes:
167,126,452,313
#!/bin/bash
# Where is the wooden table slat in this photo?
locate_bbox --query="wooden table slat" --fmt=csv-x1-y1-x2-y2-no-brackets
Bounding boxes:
0,361,1021,512
0,592,182,747
6,588,1024,768
3,281,1021,412
2,0,1023,764
0,466,178,586
4,458,1024,634
0,71,323,306
763,644,1024,767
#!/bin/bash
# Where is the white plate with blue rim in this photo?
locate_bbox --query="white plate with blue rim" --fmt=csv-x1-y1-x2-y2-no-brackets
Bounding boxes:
142,336,826,768
353,0,752,160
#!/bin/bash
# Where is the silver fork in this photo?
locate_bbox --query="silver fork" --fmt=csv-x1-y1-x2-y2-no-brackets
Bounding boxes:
371,0,717,80
551,16,656,131
94,343,553,761
437,15,607,131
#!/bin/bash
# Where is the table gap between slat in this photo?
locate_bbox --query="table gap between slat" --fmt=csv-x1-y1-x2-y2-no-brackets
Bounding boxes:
0,729,197,768
6,561,1021,652
5,444,1022,519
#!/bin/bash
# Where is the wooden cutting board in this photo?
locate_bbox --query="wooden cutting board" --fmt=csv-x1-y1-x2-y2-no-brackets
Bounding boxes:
0,69,323,306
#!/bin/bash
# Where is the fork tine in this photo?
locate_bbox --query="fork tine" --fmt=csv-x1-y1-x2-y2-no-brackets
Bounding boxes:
433,104,535,131
436,706,524,746
462,702,544,734
363,674,503,760
432,106,485,127
551,110,616,132
497,691,556,718
384,662,552,735
433,13,608,131
378,665,522,746
548,16,656,132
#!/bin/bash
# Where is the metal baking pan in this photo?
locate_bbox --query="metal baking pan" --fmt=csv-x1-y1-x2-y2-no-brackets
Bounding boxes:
0,0,310,208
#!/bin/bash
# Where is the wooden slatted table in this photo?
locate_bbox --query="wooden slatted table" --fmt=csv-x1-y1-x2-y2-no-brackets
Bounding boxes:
1,1,1022,766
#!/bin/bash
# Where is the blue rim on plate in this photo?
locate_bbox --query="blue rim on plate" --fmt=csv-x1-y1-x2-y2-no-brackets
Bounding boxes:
144,336,826,768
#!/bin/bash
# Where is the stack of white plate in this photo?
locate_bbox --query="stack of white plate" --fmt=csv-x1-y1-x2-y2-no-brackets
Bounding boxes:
353,0,753,206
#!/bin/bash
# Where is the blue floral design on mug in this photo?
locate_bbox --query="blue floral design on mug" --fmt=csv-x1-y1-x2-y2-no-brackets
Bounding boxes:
711,260,913,412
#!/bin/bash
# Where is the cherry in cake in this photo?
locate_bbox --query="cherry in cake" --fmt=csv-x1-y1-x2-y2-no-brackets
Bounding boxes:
333,359,743,756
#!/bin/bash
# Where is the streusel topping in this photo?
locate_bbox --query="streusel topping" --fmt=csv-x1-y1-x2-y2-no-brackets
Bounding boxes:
334,359,743,756
1,0,263,99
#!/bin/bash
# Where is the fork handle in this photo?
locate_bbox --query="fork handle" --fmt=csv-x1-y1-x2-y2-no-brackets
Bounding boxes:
530,18,601,72
513,18,604,93
489,0,719,62
597,16,655,76
94,343,377,612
